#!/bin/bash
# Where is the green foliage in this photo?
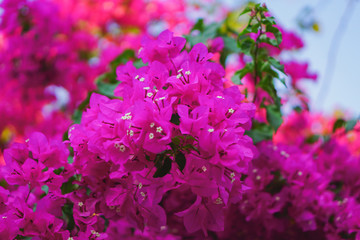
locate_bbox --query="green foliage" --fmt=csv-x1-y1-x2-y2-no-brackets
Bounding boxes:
185,19,222,47
61,174,81,194
333,118,359,133
175,152,186,172
153,155,172,178
265,170,287,195
245,121,273,143
265,104,283,132
235,3,287,142
62,203,75,231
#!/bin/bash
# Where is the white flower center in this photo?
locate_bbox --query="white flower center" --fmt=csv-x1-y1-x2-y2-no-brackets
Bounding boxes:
156,126,163,133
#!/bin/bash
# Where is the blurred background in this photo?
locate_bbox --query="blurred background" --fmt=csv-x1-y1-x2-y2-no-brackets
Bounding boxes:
223,0,360,116
261,0,360,116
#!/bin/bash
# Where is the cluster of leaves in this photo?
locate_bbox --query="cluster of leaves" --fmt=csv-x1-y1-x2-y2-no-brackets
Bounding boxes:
236,4,285,143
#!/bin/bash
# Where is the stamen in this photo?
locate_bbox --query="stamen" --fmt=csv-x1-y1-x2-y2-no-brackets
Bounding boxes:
215,197,223,204
156,126,163,133
149,133,154,139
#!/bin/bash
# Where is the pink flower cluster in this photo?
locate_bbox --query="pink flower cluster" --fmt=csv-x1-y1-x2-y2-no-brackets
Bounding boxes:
0,0,194,147
0,30,256,239
0,0,100,143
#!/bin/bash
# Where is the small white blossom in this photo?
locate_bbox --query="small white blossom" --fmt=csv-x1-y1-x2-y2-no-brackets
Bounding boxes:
208,128,214,133
215,197,223,205
185,70,191,75
228,108,235,114
149,133,154,139
156,126,163,133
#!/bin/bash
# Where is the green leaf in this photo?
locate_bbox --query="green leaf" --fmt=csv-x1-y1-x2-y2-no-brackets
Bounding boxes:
96,81,119,97
110,49,135,70
183,144,200,154
305,134,320,144
62,203,75,231
265,104,283,132
232,63,253,85
192,19,205,32
170,113,180,125
153,156,172,178
175,152,186,172
238,38,255,55
259,35,279,47
222,36,241,53
264,170,287,195
345,119,358,132
53,167,64,175
41,185,49,195
333,119,346,133
266,25,282,46
246,121,273,143
60,175,81,195
240,6,252,16
268,57,285,74
133,59,147,69
171,136,182,146
293,106,302,113
231,72,243,85
72,90,95,124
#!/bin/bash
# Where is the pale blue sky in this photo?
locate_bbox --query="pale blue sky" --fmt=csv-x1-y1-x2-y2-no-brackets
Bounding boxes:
265,0,360,116
222,0,360,116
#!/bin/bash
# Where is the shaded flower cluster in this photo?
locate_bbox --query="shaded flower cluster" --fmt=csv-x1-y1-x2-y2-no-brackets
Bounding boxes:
0,30,256,238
